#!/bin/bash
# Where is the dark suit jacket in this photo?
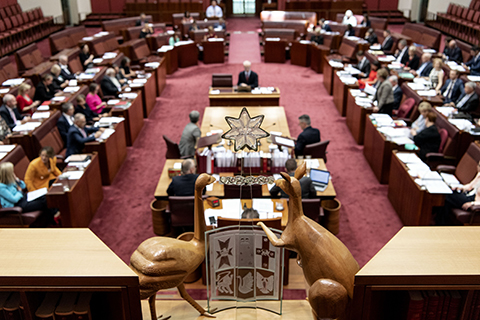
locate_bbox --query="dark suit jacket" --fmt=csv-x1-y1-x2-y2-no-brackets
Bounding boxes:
417,61,433,77
441,79,465,104
101,76,120,97
33,82,55,103
366,33,378,45
310,35,324,45
360,19,371,27
52,76,65,92
444,46,463,64
381,36,394,52
66,125,98,158
456,92,479,113
466,55,480,76
355,58,371,78
393,86,403,110
57,114,72,145
60,66,75,80
405,55,420,70
0,104,23,129
75,104,96,124
396,47,409,65
167,174,199,196
344,29,355,37
414,125,441,161
237,70,258,88
295,126,321,156
321,24,332,32
270,172,315,199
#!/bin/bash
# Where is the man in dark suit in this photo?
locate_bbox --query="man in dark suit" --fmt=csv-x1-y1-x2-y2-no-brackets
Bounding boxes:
381,30,394,52
270,159,315,199
167,159,199,196
57,102,75,145
0,94,30,130
237,60,258,88
411,53,433,77
445,82,480,114
354,50,370,78
439,70,464,104
58,55,76,81
295,114,321,157
66,114,103,158
389,76,403,110
135,13,147,26
101,68,122,98
395,39,409,65
364,28,377,45
443,39,463,64
318,18,332,32
464,46,480,76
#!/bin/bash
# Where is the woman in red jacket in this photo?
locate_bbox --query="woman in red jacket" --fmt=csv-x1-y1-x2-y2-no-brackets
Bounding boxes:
16,83,39,115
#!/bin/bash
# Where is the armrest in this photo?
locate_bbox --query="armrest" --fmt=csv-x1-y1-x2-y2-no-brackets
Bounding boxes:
436,165,456,173
0,207,23,215
130,65,141,70
469,204,480,212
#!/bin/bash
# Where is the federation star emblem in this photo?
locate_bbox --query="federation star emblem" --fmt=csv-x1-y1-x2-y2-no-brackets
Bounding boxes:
216,238,233,269
222,107,269,151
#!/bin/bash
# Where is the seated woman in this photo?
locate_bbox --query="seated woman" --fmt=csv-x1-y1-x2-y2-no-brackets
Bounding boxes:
24,146,62,192
182,11,194,24
16,83,39,115
344,24,355,37
120,57,136,79
75,94,102,124
33,74,56,103
79,44,94,70
404,46,420,70
412,111,441,161
358,60,380,89
409,102,432,138
139,23,154,38
85,83,107,114
50,64,69,91
204,26,217,41
360,13,371,27
373,68,394,115
0,162,54,224
364,28,378,45
169,33,180,46
428,58,444,92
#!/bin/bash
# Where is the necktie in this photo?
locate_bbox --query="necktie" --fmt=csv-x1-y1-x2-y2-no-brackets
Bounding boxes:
8,108,17,124
245,72,249,82
80,128,87,138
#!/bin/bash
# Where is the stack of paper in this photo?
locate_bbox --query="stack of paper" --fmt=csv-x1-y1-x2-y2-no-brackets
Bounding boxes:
98,117,124,125
2,78,24,87
397,152,422,164
92,58,103,64
0,145,16,152
32,112,51,120
78,73,94,80
370,114,394,127
344,66,361,75
97,128,115,141
350,89,366,97
369,44,381,50
85,67,101,74
208,38,224,42
423,48,436,53
119,93,138,100
102,52,117,59
59,171,84,180
175,40,194,46
435,106,455,118
449,119,473,131
37,105,49,111
407,82,426,90
107,99,120,105
158,45,174,52
441,173,463,188
0,88,9,94
12,122,41,132
144,62,160,69
63,86,80,93
378,55,396,62
329,61,344,68
417,89,437,97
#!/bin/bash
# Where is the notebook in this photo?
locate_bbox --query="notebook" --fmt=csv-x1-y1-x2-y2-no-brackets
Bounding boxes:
310,168,330,192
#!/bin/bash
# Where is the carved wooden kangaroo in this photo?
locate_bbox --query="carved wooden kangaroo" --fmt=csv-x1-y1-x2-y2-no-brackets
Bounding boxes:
258,163,359,319
130,174,216,320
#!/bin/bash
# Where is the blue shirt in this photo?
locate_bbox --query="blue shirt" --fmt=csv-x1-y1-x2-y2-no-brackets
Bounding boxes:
0,180,25,208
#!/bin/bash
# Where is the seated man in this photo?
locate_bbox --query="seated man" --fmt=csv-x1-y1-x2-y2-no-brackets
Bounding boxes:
66,114,103,158
464,46,480,76
318,18,332,32
179,110,201,158
444,81,479,114
270,159,316,199
410,53,433,77
394,39,409,65
136,13,147,26
0,94,30,130
206,0,223,18
167,159,199,196
57,102,75,145
443,39,463,64
354,50,370,78
381,30,394,52
439,70,464,104
389,76,403,111
310,28,324,45
101,68,122,98
58,55,76,81
364,28,377,45
412,111,441,162
294,114,321,157
238,60,258,88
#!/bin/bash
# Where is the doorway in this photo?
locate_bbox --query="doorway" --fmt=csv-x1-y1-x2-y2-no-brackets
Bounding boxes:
232,0,256,15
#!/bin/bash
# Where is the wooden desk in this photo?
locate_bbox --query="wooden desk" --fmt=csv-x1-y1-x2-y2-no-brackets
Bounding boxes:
202,40,225,64
82,32,119,56
291,41,311,67
85,121,127,185
157,46,179,75
264,39,287,63
154,158,336,200
22,61,55,87
208,88,281,106
145,57,167,96
323,55,343,95
47,85,89,111
130,72,156,118
176,42,198,68
333,72,359,117
111,92,144,146
351,227,480,320
310,44,330,74
387,151,446,225
0,229,141,320
401,82,444,107
345,90,373,145
47,154,104,227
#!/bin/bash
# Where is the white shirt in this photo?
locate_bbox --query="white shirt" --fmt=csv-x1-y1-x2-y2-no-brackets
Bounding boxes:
392,84,398,92
342,16,357,27
63,113,74,126
6,106,19,126
109,76,122,91
206,5,223,18
60,63,71,75
396,46,407,63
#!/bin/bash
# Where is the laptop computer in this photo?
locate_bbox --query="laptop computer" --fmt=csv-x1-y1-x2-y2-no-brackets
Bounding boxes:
310,168,330,192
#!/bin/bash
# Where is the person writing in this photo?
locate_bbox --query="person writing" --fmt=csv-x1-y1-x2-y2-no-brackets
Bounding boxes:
24,146,62,192
270,159,315,198
167,159,199,196
238,60,258,88
294,114,321,157
179,111,201,158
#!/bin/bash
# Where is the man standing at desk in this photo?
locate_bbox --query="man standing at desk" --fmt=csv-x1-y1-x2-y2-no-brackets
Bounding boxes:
167,159,199,196
179,111,201,158
238,60,258,88
206,0,223,18
294,114,321,157
270,159,315,198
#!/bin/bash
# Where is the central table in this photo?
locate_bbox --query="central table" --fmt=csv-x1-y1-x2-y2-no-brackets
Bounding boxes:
209,88,281,106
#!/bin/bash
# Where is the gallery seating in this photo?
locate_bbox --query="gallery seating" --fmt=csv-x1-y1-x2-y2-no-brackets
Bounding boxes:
102,15,152,40
401,23,441,50
121,23,167,41
49,26,88,54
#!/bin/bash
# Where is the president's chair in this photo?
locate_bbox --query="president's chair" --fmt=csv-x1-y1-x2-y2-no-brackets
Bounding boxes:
212,74,233,87
303,140,330,163
163,135,181,159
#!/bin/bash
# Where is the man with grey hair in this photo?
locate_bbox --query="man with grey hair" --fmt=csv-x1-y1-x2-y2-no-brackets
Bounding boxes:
58,55,76,80
389,75,403,110
101,68,122,98
395,39,409,64
179,111,201,158
411,53,433,77
294,114,320,157
66,113,103,157
444,81,479,114
238,60,258,88
0,94,30,129
57,102,75,144
167,159,199,196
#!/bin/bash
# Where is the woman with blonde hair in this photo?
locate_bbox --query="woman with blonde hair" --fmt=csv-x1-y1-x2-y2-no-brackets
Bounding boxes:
428,58,444,92
16,83,40,115
410,102,433,138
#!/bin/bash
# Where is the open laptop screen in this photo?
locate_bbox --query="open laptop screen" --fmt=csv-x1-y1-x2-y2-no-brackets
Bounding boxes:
310,168,330,185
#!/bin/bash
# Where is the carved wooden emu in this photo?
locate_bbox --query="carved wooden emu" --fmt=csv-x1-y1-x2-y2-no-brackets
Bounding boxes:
130,174,216,320
258,163,359,319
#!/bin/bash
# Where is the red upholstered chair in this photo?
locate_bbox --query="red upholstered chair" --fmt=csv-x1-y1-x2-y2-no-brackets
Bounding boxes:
223,185,262,199
425,128,449,169
163,135,182,159
303,140,330,163
287,198,321,222
393,97,415,119
0,206,44,227
167,196,195,227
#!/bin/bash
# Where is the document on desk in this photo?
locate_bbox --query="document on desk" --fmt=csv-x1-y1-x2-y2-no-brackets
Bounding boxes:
31,112,51,120
377,55,396,62
98,117,124,125
93,58,103,64
417,89,437,97
144,62,160,69
0,145,16,153
52,96,67,102
2,78,24,87
407,82,426,90
396,152,422,164
63,86,80,93
97,128,115,141
435,106,455,118
252,198,274,214
449,119,473,131
369,44,381,50
422,180,453,194
275,137,295,147
305,159,320,169
344,66,361,75
119,93,138,100
0,152,7,160
60,170,84,180
27,187,47,202
350,89,366,97
12,122,42,132
158,45,174,52
329,61,344,68
0,88,9,94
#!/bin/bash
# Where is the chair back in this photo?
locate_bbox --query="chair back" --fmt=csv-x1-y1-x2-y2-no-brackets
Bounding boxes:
212,74,233,87
217,216,282,229
223,185,262,199
169,196,195,227
287,198,321,222
438,128,448,153
163,135,181,159
396,98,415,118
303,140,330,163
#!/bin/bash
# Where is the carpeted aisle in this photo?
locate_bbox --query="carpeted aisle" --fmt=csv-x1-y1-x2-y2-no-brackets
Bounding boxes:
228,32,262,64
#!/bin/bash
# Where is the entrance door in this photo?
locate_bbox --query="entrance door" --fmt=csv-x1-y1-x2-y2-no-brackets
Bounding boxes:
232,0,256,14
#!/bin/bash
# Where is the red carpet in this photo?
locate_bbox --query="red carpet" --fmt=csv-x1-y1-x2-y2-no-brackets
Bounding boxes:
228,32,262,64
